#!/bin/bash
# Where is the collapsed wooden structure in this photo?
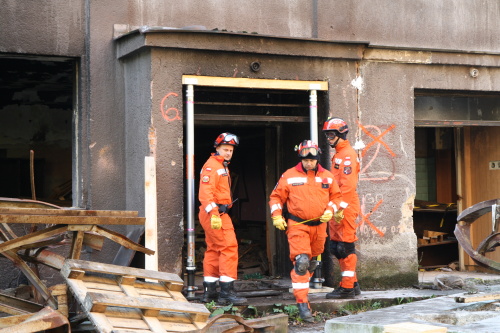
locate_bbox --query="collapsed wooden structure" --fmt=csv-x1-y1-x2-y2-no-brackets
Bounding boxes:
0,198,281,332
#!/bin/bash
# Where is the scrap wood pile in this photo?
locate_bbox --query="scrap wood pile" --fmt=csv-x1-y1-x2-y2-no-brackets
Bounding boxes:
0,198,280,332
0,197,203,332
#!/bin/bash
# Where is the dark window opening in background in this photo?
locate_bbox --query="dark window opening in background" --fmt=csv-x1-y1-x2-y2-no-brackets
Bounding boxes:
0,56,74,206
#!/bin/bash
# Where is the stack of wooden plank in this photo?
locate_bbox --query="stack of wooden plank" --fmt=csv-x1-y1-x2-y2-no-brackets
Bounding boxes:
61,259,210,333
418,230,448,245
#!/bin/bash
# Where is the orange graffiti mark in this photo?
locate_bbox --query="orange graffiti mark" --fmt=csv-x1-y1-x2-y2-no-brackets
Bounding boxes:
358,199,385,237
359,122,396,158
160,92,181,122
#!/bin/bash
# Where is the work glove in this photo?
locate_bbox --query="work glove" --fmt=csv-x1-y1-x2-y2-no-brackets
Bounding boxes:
272,215,287,231
320,210,333,223
210,214,222,229
334,209,344,223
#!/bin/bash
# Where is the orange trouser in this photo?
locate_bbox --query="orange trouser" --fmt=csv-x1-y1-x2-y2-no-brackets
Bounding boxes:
287,220,328,303
330,206,359,289
199,212,238,280
339,253,357,289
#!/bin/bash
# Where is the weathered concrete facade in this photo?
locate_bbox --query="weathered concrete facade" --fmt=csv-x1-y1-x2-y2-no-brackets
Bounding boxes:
1,0,499,289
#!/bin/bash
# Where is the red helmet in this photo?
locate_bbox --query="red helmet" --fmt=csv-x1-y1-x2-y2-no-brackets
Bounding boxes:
295,140,321,159
323,117,349,141
323,117,349,133
214,132,239,148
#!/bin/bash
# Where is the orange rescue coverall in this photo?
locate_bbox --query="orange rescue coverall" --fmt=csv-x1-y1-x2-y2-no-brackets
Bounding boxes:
269,162,346,304
329,139,361,289
198,154,238,281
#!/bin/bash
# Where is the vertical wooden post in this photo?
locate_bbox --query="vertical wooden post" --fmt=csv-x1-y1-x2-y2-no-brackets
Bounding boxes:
461,127,473,271
145,156,158,272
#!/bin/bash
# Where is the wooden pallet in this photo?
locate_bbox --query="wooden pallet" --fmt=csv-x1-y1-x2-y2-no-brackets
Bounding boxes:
61,259,209,333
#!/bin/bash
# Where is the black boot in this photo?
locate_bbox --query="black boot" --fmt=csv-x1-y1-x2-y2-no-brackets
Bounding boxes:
201,282,218,303
326,286,355,299
354,282,361,296
297,303,314,323
218,281,247,305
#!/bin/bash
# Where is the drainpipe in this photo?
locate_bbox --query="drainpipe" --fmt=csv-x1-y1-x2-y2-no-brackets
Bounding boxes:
185,84,197,299
309,88,324,289
309,90,318,143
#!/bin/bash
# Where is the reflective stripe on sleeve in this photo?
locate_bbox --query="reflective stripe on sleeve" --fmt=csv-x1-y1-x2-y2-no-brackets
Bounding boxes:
271,203,282,214
205,202,218,213
292,282,310,289
340,201,349,209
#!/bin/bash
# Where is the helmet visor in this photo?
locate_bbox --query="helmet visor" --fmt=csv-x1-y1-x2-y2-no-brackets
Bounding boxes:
223,134,239,145
324,131,337,140
299,147,319,157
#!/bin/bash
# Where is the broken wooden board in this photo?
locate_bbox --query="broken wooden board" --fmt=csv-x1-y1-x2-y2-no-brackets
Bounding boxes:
0,292,43,316
0,306,70,332
454,292,500,303
61,259,210,333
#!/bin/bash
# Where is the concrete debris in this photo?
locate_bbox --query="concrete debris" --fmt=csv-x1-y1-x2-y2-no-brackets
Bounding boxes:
433,274,465,290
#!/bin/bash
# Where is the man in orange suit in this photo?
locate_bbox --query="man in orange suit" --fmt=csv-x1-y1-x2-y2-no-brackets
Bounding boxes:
269,140,347,321
198,132,246,305
322,117,361,299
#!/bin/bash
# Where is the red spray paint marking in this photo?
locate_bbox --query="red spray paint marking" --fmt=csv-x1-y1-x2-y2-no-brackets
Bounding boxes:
160,92,181,121
358,199,385,237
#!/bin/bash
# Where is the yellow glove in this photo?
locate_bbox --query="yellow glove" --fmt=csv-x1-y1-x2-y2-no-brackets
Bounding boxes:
334,209,344,223
272,215,287,231
210,214,222,229
320,210,333,223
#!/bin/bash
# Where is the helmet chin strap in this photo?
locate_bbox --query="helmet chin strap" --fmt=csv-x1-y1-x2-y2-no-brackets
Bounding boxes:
330,137,340,148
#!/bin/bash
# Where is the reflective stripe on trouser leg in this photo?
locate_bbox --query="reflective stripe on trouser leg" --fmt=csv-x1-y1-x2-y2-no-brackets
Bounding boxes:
291,268,311,303
199,211,239,279
339,253,357,289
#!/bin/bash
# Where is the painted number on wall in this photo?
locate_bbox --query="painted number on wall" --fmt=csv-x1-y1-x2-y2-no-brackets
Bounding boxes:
160,92,181,122
489,161,500,170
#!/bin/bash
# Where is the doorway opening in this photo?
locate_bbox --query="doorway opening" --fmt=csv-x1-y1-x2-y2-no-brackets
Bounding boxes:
0,56,75,206
413,126,459,269
184,78,329,278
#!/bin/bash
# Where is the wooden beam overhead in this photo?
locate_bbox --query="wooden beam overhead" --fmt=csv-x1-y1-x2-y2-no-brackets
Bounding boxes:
182,75,328,91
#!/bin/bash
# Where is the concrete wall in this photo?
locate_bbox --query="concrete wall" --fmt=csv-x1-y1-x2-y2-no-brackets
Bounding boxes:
319,0,500,52
351,56,500,286
0,0,85,56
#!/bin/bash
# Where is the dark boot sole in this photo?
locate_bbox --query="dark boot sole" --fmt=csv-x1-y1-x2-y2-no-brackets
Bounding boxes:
217,298,247,306
326,292,356,299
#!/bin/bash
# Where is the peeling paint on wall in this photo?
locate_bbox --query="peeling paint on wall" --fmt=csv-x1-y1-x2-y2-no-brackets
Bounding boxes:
351,76,364,91
399,194,416,233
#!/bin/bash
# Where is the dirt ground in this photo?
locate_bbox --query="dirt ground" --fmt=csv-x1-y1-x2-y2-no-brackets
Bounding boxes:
288,320,328,333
